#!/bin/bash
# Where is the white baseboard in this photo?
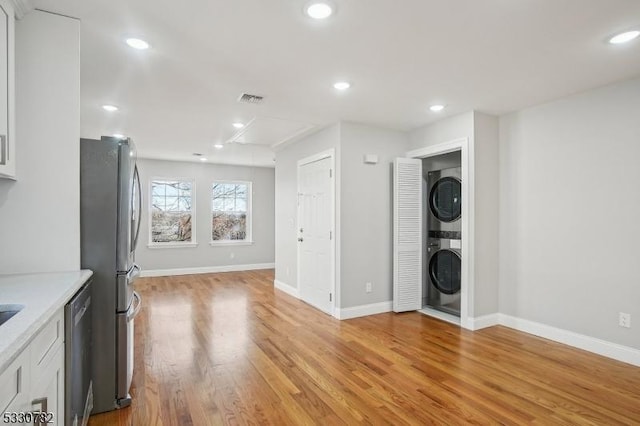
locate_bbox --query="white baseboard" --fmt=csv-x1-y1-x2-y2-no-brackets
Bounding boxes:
336,301,393,320
139,263,275,278
468,313,500,330
498,314,640,367
273,279,300,298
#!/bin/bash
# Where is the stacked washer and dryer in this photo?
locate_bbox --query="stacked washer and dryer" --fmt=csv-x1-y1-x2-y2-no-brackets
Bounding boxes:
424,152,462,317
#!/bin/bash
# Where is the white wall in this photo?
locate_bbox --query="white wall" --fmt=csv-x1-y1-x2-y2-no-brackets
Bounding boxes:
339,122,408,308
408,112,474,151
274,124,340,295
0,11,80,274
135,158,275,272
499,76,640,349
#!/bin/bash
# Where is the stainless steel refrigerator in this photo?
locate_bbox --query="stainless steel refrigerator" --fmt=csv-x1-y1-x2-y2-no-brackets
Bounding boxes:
80,136,142,413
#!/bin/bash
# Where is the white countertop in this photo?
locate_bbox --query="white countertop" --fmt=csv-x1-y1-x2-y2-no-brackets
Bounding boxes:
0,270,93,371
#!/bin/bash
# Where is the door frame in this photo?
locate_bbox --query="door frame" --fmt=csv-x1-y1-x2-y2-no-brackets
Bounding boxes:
296,148,337,317
406,138,474,330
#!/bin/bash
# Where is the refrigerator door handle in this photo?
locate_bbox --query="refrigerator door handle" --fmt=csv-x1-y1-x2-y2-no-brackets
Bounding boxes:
127,264,141,283
133,166,142,251
128,291,142,320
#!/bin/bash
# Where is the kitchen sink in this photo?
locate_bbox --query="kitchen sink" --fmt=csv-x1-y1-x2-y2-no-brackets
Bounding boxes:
0,304,24,326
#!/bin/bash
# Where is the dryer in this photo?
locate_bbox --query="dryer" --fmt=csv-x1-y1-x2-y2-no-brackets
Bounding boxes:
426,166,462,316
427,167,461,238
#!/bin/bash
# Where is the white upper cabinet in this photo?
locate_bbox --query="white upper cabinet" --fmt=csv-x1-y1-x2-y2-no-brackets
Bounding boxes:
0,0,15,179
0,0,33,180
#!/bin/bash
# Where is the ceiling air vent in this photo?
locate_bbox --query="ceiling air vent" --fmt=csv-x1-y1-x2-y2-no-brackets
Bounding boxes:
238,93,264,104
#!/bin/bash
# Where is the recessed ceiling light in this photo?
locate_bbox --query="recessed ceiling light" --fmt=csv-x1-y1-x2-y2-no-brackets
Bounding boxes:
200,157,208,162
113,133,125,139
102,104,119,112
430,104,445,112
214,144,224,149
608,30,640,45
333,81,351,90
306,2,333,19
232,122,244,129
125,38,150,50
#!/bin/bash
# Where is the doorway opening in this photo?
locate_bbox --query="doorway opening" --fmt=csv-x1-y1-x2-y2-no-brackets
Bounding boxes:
396,138,473,328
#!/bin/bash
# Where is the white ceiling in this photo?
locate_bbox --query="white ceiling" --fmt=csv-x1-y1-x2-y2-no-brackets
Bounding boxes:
33,0,640,167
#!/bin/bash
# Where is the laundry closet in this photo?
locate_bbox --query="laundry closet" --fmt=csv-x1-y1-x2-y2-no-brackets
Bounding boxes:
392,148,464,322
421,151,462,317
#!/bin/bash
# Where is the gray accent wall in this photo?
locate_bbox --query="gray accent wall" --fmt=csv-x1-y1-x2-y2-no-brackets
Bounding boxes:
499,76,640,349
274,122,409,309
339,123,408,308
135,158,275,271
274,124,340,297
0,12,80,274
473,112,500,317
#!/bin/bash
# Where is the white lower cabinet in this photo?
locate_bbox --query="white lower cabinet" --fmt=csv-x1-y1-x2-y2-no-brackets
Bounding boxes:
31,345,64,426
0,350,30,425
1,308,64,426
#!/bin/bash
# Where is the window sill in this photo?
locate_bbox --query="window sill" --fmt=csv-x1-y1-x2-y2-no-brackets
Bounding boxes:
209,240,254,247
147,242,199,249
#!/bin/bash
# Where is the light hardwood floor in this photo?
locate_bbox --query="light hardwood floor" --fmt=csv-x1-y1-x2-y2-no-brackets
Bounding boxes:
88,270,640,425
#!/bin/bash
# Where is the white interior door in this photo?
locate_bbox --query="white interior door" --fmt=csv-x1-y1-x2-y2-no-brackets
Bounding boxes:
298,155,334,315
393,158,423,312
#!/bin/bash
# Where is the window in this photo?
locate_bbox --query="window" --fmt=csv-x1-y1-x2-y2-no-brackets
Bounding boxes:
150,179,195,245
211,181,252,243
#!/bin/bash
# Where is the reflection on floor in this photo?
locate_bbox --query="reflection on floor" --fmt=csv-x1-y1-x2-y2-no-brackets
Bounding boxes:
88,269,640,425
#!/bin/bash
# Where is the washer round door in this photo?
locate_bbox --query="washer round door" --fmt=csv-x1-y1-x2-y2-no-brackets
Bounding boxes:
429,249,461,295
429,177,462,222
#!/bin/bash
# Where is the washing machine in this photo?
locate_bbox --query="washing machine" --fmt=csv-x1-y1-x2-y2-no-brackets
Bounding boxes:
426,167,462,316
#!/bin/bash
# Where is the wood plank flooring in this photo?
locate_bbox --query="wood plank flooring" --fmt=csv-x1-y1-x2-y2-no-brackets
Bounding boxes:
88,270,640,425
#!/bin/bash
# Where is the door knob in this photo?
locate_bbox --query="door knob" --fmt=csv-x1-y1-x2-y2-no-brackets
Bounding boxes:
298,237,304,242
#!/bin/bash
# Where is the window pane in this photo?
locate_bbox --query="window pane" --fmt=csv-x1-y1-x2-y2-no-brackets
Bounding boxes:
151,212,192,242
152,196,165,211
178,197,191,211
164,183,179,196
236,198,247,212
211,212,246,241
212,198,223,211
236,184,247,198
223,197,235,212
212,183,225,197
152,184,165,197
165,196,179,211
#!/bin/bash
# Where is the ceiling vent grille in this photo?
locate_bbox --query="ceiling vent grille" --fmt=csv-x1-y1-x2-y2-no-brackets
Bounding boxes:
238,93,264,104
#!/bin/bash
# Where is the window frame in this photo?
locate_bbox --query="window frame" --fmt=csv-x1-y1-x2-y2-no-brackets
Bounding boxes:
210,180,253,246
148,176,198,248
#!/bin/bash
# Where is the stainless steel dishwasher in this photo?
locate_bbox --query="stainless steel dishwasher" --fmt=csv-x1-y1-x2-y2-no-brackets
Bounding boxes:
65,281,93,426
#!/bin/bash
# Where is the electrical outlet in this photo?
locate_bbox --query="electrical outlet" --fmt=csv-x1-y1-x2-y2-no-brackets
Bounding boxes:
619,312,631,328
286,267,290,277
366,282,372,293
230,252,235,259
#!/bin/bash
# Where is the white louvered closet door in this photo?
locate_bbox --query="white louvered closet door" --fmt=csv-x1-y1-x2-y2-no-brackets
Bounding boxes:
393,158,423,312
